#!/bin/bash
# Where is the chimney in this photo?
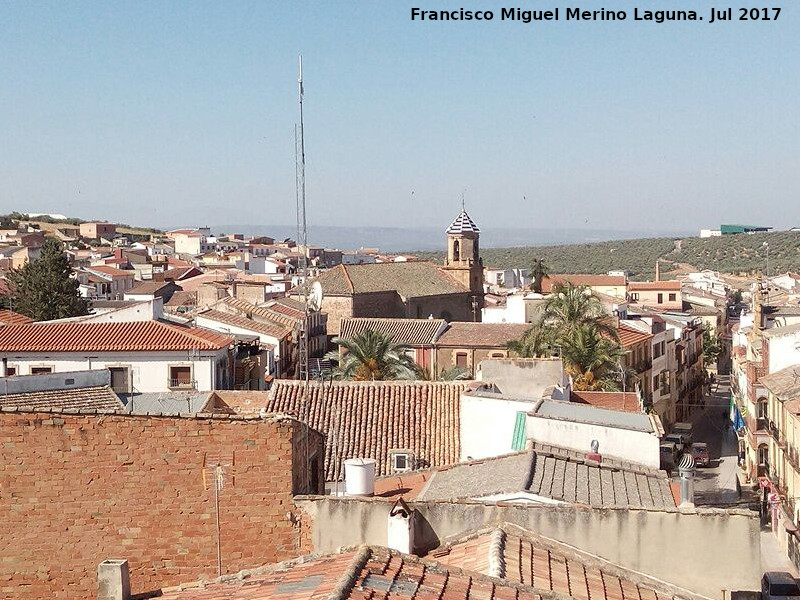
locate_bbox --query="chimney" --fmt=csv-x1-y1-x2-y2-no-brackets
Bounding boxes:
586,439,602,463
678,453,696,507
387,497,416,554
655,260,660,282
98,559,131,600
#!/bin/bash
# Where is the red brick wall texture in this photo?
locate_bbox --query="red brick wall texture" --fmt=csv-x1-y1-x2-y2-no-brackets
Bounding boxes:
0,411,314,598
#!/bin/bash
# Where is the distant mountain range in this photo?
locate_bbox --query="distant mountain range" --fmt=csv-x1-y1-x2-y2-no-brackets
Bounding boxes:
207,224,694,253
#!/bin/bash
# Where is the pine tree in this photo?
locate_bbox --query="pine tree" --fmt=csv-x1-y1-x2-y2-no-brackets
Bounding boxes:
4,239,89,321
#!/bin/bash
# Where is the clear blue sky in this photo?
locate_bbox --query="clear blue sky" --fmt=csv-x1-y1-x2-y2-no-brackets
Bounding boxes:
1,1,797,233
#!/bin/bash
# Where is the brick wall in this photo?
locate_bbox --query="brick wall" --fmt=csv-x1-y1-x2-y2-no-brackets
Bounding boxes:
408,293,474,322
352,291,405,320
320,296,354,336
0,411,321,598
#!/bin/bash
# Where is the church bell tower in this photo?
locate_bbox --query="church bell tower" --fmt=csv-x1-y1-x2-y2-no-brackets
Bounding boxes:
442,208,484,316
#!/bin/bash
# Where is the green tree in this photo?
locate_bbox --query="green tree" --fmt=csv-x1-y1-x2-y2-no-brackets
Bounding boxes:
324,330,418,381
559,323,626,391
702,327,721,368
530,258,550,294
506,323,556,358
416,365,472,381
4,239,89,321
541,282,618,341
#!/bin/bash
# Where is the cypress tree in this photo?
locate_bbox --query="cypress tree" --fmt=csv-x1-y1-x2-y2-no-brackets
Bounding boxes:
4,239,90,321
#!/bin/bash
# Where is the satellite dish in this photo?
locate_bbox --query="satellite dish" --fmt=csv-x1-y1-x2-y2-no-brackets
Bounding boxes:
308,281,323,312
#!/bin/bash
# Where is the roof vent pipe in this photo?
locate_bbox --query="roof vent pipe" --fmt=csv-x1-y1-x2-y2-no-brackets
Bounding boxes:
678,453,696,507
586,440,602,463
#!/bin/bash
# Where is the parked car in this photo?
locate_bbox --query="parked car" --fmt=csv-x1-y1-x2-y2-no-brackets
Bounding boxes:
672,422,694,443
664,433,690,451
690,442,710,467
660,442,679,469
761,572,800,600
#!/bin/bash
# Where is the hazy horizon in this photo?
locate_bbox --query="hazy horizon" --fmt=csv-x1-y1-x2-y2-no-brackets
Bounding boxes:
2,2,797,232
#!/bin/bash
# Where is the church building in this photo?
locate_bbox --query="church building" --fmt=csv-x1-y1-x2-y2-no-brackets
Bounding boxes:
310,209,485,336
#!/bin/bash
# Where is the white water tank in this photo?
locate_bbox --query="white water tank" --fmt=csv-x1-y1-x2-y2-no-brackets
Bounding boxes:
344,458,376,496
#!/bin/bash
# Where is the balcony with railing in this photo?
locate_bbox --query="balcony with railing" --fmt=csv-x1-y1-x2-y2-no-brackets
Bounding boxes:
788,446,800,474
770,422,788,448
168,378,197,390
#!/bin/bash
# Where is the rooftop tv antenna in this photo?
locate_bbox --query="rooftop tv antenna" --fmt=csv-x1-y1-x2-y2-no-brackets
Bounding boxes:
295,55,309,383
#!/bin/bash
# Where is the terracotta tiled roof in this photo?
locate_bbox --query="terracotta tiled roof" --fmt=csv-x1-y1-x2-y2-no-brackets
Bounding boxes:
570,391,643,413
0,309,33,326
267,380,465,480
435,322,530,347
0,386,124,411
267,297,306,319
618,323,654,347
628,280,682,291
541,274,627,293
433,524,695,600
157,546,543,600
0,321,233,352
221,297,298,328
312,262,469,298
196,309,292,340
85,265,133,279
162,266,203,281
126,280,178,295
165,290,197,308
760,365,800,401
216,297,300,330
339,317,447,346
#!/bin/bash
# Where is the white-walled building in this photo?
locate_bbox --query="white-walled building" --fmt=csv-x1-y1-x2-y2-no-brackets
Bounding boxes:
484,268,530,289
481,292,545,324
681,270,728,297
526,400,664,469
0,321,234,394
77,265,135,300
195,309,288,379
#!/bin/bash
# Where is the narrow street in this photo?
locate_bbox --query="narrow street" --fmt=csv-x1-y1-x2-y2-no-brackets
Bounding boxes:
687,375,740,505
683,375,798,575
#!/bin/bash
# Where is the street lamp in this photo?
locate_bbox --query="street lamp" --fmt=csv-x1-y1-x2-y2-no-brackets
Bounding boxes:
762,242,769,278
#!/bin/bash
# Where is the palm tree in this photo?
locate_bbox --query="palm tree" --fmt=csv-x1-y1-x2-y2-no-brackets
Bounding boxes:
558,323,625,391
540,282,618,341
530,258,550,294
415,365,472,381
506,323,556,358
324,330,419,381
439,366,472,381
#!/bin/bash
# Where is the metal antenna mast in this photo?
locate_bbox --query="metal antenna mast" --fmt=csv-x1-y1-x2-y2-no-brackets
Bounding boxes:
295,55,309,383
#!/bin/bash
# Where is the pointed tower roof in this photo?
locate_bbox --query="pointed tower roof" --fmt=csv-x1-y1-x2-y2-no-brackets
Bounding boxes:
446,209,480,234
